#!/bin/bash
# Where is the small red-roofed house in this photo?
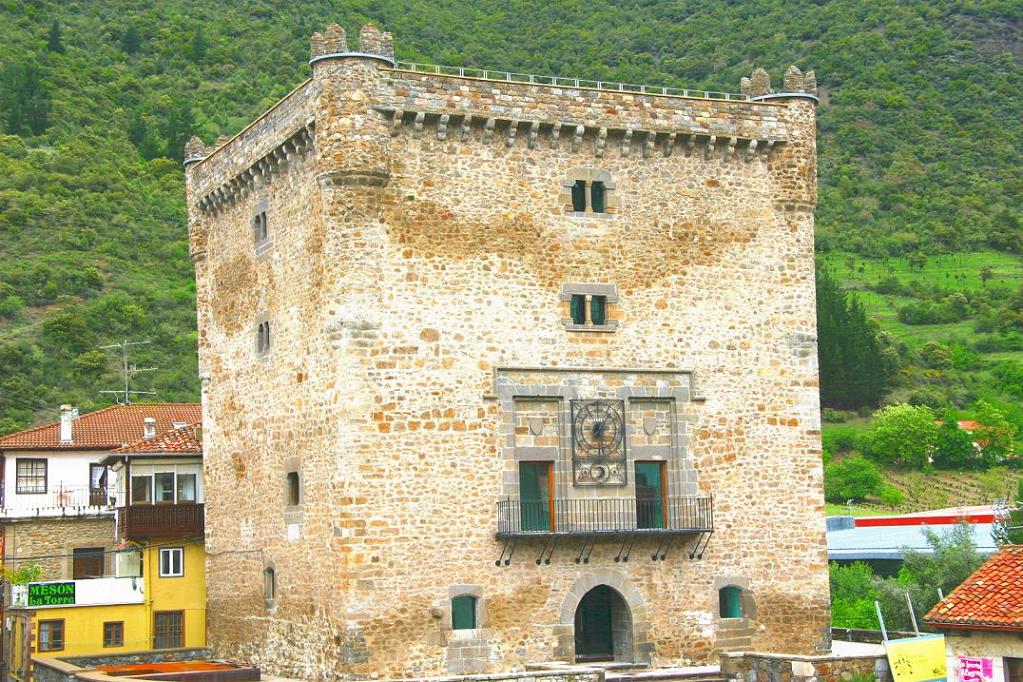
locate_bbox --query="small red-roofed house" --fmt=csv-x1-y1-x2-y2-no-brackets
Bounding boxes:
923,545,1023,682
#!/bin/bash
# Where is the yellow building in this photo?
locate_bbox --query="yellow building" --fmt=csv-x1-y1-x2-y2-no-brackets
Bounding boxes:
4,423,206,681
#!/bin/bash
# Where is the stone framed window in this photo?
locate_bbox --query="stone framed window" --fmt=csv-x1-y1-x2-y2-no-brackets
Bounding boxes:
255,319,272,357
561,168,618,217
263,565,277,609
719,585,743,619
560,283,619,332
451,594,477,630
252,200,270,253
285,471,300,506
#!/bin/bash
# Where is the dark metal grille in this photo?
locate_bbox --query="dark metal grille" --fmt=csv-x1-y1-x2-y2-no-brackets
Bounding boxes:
571,400,626,486
496,496,713,537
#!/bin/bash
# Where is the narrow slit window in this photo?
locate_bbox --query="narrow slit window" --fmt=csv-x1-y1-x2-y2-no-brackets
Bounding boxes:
590,181,606,213
257,321,271,355
253,212,268,243
286,472,300,506
570,295,587,325
590,296,607,326
571,180,587,212
264,567,276,603
451,594,478,630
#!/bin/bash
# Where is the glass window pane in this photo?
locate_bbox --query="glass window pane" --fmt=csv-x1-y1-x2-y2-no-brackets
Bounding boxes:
590,181,606,213
590,296,606,326
177,474,197,502
571,180,586,212
155,473,175,503
131,476,152,504
570,295,586,325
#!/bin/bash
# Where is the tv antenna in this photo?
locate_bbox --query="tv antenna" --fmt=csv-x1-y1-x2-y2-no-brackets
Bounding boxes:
99,339,158,405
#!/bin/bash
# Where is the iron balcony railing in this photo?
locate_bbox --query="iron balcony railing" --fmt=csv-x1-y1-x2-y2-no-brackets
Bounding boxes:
117,503,205,540
496,496,713,538
0,484,115,515
391,61,749,102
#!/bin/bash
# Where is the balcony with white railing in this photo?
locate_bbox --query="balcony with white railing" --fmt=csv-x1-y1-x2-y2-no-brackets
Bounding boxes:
0,483,117,518
9,576,144,609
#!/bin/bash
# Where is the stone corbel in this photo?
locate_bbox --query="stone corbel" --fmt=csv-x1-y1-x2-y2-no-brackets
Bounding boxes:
527,121,539,149
704,135,717,160
664,132,676,157
412,112,425,139
622,128,633,157
571,125,584,152
685,134,697,157
482,118,496,144
506,121,517,147
726,137,738,161
745,140,759,163
437,114,449,140
759,140,775,161
595,127,607,158
390,109,404,137
460,115,472,141
644,131,656,158
550,122,562,149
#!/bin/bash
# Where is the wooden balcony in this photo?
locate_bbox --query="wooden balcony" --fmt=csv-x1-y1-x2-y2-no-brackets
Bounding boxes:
117,503,205,540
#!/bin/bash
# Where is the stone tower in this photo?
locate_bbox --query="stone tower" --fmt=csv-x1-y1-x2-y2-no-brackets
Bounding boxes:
184,23,828,680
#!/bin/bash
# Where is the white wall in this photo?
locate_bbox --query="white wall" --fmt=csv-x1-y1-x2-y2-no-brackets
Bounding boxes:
946,630,1023,682
1,450,113,517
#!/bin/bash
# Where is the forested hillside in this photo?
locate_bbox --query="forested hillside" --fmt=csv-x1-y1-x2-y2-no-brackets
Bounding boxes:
0,0,1021,433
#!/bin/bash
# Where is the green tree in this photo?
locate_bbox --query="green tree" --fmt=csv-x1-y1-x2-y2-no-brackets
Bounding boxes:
972,400,1017,462
980,266,993,287
2,561,42,585
869,404,938,467
830,562,880,629
933,417,979,470
47,20,64,54
187,26,208,63
120,25,142,54
817,268,891,409
824,456,883,503
0,62,51,135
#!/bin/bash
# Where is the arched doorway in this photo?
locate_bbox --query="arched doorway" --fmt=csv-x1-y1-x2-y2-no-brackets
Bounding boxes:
574,585,633,662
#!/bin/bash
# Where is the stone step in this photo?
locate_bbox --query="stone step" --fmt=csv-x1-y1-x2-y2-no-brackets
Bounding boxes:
606,665,725,682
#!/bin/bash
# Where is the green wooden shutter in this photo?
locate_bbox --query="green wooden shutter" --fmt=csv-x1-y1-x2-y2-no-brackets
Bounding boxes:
570,295,586,325
519,462,551,532
590,181,606,213
590,296,606,326
571,180,587,212
719,586,742,618
451,595,477,630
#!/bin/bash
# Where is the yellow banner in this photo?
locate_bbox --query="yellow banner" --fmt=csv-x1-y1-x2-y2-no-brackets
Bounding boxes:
885,635,947,682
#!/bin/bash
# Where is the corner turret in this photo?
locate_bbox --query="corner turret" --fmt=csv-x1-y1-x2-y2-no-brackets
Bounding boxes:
309,22,394,66
740,65,818,103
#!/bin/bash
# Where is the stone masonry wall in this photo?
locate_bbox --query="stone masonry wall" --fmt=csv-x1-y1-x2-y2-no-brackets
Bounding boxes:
3,517,115,580
187,25,828,681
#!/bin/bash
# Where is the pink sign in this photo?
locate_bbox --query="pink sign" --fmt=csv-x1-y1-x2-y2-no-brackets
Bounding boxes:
957,657,994,682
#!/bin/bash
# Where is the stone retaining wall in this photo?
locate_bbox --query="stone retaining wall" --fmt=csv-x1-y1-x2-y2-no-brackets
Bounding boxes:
722,652,891,682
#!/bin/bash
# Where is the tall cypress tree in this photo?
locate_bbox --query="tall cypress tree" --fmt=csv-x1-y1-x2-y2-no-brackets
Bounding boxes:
47,20,64,53
817,268,890,409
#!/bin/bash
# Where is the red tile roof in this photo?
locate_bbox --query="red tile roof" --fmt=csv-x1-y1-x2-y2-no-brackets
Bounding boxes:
0,404,201,450
924,545,1023,631
113,422,202,455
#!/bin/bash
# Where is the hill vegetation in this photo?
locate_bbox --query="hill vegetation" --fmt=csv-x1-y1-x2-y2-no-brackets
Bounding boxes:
0,0,1021,436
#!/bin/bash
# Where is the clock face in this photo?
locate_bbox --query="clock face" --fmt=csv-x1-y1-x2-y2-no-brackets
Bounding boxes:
571,400,626,486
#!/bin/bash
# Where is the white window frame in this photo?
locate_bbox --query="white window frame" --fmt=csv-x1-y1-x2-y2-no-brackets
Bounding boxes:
159,547,184,578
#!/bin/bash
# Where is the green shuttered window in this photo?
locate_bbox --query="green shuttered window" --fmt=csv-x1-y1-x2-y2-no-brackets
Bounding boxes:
451,595,477,630
570,295,587,325
571,180,587,212
719,586,742,619
589,296,606,326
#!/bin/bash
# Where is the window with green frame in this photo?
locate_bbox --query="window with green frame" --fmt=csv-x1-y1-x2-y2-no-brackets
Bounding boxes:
451,594,477,630
571,181,587,212
589,296,607,326
719,586,742,619
570,295,587,325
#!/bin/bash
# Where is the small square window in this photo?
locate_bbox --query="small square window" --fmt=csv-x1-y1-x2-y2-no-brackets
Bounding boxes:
103,621,124,647
159,547,184,577
16,458,47,494
38,620,64,652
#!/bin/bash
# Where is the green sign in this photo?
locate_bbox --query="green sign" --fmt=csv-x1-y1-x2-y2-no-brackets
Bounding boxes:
28,582,75,607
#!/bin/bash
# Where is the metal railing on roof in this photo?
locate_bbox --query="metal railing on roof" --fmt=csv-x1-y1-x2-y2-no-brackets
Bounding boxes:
391,61,750,102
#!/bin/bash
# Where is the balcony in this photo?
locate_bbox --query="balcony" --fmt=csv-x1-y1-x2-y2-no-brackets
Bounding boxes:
0,484,115,519
117,503,205,540
496,496,713,538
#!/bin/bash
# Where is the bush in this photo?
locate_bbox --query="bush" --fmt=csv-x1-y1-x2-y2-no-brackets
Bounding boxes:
824,456,884,502
878,485,904,507
869,403,939,467
822,408,853,423
933,417,979,470
921,342,953,369
974,333,1023,353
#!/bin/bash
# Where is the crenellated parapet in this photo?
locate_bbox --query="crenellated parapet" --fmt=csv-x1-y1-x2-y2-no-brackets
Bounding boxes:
183,136,210,167
740,65,817,100
310,21,394,66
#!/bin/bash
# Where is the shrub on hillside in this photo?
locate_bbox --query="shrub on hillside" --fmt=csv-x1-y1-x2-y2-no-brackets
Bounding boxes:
878,485,904,508
993,361,1023,400
933,417,979,470
973,333,1023,353
868,404,939,467
824,456,884,503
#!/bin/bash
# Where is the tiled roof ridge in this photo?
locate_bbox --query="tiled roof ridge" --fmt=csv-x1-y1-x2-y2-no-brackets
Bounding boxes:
923,544,1023,629
0,403,201,448
113,421,202,454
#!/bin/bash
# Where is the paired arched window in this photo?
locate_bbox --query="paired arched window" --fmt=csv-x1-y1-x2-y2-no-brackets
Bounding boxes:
563,168,617,216
451,594,478,630
719,585,743,619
